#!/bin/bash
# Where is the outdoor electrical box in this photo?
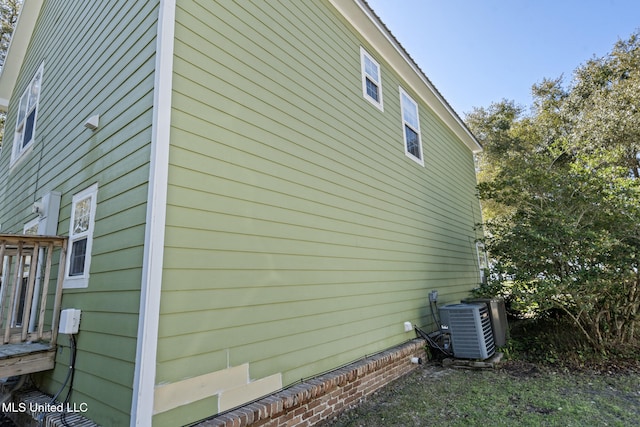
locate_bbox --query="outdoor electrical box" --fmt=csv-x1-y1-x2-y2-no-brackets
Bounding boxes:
59,309,82,334
439,303,495,360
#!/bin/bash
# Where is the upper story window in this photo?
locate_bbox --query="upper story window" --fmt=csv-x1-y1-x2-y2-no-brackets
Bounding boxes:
64,184,98,289
399,87,423,166
12,63,44,164
360,47,383,110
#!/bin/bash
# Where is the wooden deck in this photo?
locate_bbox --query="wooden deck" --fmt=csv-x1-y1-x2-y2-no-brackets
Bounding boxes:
0,342,55,378
0,235,67,378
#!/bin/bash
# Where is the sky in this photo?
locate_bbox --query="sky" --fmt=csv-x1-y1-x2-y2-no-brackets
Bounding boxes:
365,0,640,117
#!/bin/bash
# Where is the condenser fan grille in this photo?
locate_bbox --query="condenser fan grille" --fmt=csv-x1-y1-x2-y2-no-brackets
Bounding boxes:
439,303,495,359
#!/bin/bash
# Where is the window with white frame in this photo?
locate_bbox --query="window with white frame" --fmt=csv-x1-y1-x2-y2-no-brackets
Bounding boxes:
12,63,44,164
360,47,383,110
64,184,98,289
399,87,423,165
476,241,488,284
476,242,488,269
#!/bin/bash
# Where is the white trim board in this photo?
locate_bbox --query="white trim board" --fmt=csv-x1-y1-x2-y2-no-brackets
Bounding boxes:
130,0,176,425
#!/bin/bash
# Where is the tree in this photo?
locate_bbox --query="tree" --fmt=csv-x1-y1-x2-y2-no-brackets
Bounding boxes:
0,0,21,69
468,31,640,352
567,33,640,179
0,0,22,148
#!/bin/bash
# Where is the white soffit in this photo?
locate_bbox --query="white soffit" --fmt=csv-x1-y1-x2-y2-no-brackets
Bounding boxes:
0,0,45,111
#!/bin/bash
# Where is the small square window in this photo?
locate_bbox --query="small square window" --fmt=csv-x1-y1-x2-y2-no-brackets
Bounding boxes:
365,78,379,101
69,238,88,276
360,47,383,110
399,88,424,166
405,126,421,159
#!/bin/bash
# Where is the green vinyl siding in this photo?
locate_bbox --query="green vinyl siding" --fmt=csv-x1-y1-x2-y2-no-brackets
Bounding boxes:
0,0,159,425
161,2,481,422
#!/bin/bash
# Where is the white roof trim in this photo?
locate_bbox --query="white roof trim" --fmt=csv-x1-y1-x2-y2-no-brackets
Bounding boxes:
0,0,44,112
328,0,482,153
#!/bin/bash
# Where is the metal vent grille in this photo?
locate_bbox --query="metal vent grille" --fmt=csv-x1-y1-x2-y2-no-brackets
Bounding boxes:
439,303,495,359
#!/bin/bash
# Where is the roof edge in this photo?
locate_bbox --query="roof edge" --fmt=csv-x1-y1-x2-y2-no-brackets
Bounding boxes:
329,0,482,153
0,0,45,112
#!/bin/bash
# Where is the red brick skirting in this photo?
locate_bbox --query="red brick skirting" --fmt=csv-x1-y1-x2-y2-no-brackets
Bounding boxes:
196,338,427,427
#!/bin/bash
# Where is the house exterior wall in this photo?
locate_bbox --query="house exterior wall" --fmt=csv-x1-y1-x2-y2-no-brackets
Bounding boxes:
200,339,428,427
0,0,159,425
154,0,483,424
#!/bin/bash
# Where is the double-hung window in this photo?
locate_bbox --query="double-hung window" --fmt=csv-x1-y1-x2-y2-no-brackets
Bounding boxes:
12,63,44,164
399,87,423,166
360,47,383,110
64,184,98,289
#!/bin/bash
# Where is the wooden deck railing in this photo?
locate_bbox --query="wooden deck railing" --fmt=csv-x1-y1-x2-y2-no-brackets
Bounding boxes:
0,234,67,348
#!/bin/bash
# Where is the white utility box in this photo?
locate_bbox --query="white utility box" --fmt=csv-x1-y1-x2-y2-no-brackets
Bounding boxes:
59,309,82,334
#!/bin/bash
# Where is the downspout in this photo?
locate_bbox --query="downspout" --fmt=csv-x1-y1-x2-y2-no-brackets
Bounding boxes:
130,0,175,425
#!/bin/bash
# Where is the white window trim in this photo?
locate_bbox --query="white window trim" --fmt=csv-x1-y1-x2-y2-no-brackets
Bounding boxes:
476,242,488,270
64,183,98,289
360,47,383,111
11,62,44,166
399,87,424,166
476,241,488,284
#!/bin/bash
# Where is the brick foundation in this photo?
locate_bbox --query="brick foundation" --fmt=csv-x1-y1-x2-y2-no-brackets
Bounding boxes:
195,339,427,427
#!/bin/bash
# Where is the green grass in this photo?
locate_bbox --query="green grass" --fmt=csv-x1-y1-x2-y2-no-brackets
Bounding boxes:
320,316,640,426
320,362,640,427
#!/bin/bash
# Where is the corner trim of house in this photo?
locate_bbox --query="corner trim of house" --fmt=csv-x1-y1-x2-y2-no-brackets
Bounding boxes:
131,0,176,426
192,339,427,427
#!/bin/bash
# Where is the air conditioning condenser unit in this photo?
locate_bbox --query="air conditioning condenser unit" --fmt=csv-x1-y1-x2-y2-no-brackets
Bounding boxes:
439,303,495,359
